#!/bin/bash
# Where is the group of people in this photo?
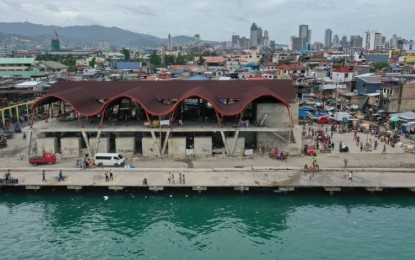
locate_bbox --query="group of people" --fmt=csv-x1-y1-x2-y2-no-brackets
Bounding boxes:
168,172,185,184
271,147,288,161
76,158,94,169
304,156,320,179
104,169,113,182
354,130,387,154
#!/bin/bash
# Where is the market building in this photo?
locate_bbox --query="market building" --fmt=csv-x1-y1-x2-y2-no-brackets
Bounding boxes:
28,80,301,160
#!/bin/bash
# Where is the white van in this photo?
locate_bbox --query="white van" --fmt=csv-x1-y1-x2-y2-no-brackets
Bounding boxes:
94,153,125,167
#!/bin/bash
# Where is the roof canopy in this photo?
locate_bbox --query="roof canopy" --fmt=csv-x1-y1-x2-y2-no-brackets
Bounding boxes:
33,80,295,116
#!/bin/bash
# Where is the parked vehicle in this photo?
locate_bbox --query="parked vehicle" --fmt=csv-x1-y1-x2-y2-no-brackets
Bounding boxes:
0,136,7,148
304,144,318,156
333,112,352,122
14,123,22,133
29,152,57,165
0,128,14,139
317,115,331,124
94,153,125,167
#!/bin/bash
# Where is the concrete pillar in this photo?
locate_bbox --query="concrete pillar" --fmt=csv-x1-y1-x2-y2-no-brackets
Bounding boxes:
61,137,81,158
168,137,186,159
115,137,136,159
35,137,58,155
226,137,245,156
194,137,212,157
142,137,160,158
89,137,110,154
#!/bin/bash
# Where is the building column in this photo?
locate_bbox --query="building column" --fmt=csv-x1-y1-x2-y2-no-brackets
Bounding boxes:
81,131,92,157
229,130,240,156
220,130,230,155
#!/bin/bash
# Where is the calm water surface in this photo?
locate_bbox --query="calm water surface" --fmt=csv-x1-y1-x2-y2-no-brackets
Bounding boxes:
1,190,414,259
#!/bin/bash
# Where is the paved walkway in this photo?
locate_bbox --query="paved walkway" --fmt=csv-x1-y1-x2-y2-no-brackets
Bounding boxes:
1,126,415,191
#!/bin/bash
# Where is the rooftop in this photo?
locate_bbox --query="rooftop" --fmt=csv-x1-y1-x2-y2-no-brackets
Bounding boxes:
34,80,295,116
0,57,35,65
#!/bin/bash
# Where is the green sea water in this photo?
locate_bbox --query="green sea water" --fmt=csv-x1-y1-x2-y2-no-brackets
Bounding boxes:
1,190,414,260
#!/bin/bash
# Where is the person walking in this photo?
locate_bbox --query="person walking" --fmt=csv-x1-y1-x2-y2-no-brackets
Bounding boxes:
312,155,317,164
171,173,175,184
105,171,109,182
344,158,348,169
42,170,47,182
382,144,387,155
179,173,182,184
58,169,64,182
348,171,353,182
168,172,171,183
109,170,113,181
360,142,363,152
182,174,185,184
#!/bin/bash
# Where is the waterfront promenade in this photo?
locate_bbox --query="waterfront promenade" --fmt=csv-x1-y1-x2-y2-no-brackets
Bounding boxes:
1,130,415,193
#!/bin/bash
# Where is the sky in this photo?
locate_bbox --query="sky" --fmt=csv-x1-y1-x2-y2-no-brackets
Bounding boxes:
1,0,414,44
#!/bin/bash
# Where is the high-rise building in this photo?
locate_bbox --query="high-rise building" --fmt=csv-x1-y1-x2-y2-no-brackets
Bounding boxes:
365,31,383,50
263,30,269,47
270,40,276,50
249,22,265,47
250,23,259,47
299,25,308,40
307,29,312,44
167,34,173,50
50,32,60,52
332,34,340,46
324,29,332,49
350,35,363,48
257,27,263,46
232,35,240,49
340,35,348,47
240,37,249,49
298,24,310,49
390,34,399,49
290,36,306,51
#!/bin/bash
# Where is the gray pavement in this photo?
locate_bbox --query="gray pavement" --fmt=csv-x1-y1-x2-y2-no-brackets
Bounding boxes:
1,126,415,191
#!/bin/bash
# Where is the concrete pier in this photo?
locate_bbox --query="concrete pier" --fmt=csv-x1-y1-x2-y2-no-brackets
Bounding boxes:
1,166,415,194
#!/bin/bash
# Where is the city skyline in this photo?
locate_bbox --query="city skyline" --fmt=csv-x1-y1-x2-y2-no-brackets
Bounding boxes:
0,0,414,44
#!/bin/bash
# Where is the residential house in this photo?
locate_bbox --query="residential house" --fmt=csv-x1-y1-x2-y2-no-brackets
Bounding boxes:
276,64,308,78
331,67,353,82
15,81,49,91
203,56,226,74
381,76,415,113
272,52,292,65
262,63,278,72
355,73,381,95
35,61,68,78
225,60,240,73
239,49,261,65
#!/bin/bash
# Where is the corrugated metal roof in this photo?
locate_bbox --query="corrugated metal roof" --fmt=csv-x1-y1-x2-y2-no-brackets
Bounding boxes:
0,58,35,65
38,61,68,70
0,71,45,79
34,80,295,116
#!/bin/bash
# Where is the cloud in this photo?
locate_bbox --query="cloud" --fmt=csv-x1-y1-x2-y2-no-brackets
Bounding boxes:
46,4,60,12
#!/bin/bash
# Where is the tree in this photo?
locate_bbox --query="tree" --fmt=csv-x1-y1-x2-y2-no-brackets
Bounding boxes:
175,53,187,65
149,52,162,67
373,61,389,71
121,48,130,61
165,54,175,66
89,57,96,68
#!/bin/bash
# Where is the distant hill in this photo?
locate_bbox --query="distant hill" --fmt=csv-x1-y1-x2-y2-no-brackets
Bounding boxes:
0,22,204,49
